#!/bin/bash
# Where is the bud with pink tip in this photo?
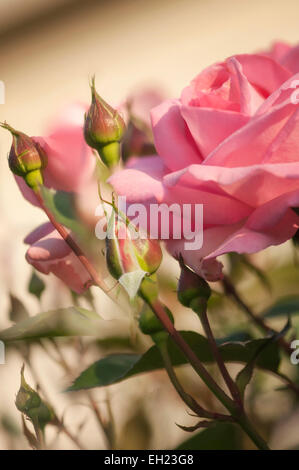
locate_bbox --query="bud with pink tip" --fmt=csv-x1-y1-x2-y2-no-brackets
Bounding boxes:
1,123,47,189
84,77,126,168
106,208,162,282
177,257,211,313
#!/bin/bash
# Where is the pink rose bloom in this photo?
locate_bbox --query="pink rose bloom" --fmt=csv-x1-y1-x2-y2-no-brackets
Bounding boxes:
110,44,299,280
16,102,95,207
24,223,93,294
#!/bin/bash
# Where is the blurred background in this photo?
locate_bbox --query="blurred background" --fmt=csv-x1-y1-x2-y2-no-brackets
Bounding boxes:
1,0,299,450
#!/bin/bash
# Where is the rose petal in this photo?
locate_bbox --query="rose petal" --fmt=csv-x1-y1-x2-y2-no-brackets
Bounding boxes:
151,99,202,171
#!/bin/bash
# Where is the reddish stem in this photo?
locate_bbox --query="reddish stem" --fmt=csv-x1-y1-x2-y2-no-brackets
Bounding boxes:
34,189,109,294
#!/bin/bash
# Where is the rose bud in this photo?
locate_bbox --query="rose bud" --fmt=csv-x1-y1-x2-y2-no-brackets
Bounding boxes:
106,208,162,281
1,123,47,189
84,77,126,168
16,365,55,432
177,258,211,313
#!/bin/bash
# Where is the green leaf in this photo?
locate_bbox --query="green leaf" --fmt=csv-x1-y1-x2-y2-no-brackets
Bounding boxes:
228,253,271,292
175,422,241,450
67,354,140,391
240,255,271,292
236,319,290,398
216,331,252,344
0,307,130,342
236,362,254,399
28,271,45,300
40,187,87,238
68,331,281,391
9,294,29,323
21,415,39,450
262,296,299,319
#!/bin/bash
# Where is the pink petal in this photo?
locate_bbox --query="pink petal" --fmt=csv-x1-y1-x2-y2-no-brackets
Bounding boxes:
181,105,249,159
226,57,264,114
25,225,92,293
181,62,237,110
35,127,94,193
128,87,166,126
264,41,291,62
26,231,71,262
163,181,252,226
164,162,299,208
207,206,299,259
24,222,55,245
109,156,166,204
151,99,202,171
204,95,299,167
233,54,291,95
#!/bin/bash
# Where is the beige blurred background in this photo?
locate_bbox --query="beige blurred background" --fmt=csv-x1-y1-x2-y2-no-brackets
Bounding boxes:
1,0,299,450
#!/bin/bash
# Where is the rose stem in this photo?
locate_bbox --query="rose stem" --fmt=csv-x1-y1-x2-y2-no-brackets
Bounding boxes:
34,189,110,294
50,339,114,450
198,305,243,408
157,339,233,422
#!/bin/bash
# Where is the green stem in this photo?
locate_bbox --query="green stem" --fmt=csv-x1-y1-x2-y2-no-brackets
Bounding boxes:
158,340,196,407
197,305,243,408
237,414,270,450
149,299,235,410
158,339,232,421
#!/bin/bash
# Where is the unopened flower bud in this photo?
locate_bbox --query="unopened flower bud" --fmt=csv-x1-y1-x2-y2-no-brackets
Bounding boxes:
84,78,126,167
15,365,54,431
106,208,162,281
177,260,211,312
1,123,47,189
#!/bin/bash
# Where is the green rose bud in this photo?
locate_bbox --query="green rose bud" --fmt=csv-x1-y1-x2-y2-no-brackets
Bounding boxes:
1,122,47,189
84,77,126,168
177,259,211,312
15,365,54,431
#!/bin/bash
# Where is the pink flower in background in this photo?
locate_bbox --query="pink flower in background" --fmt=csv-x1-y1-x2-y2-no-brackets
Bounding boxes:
14,103,97,289
24,223,93,294
121,87,166,160
16,102,95,207
265,40,299,73
110,45,299,280
127,87,166,126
